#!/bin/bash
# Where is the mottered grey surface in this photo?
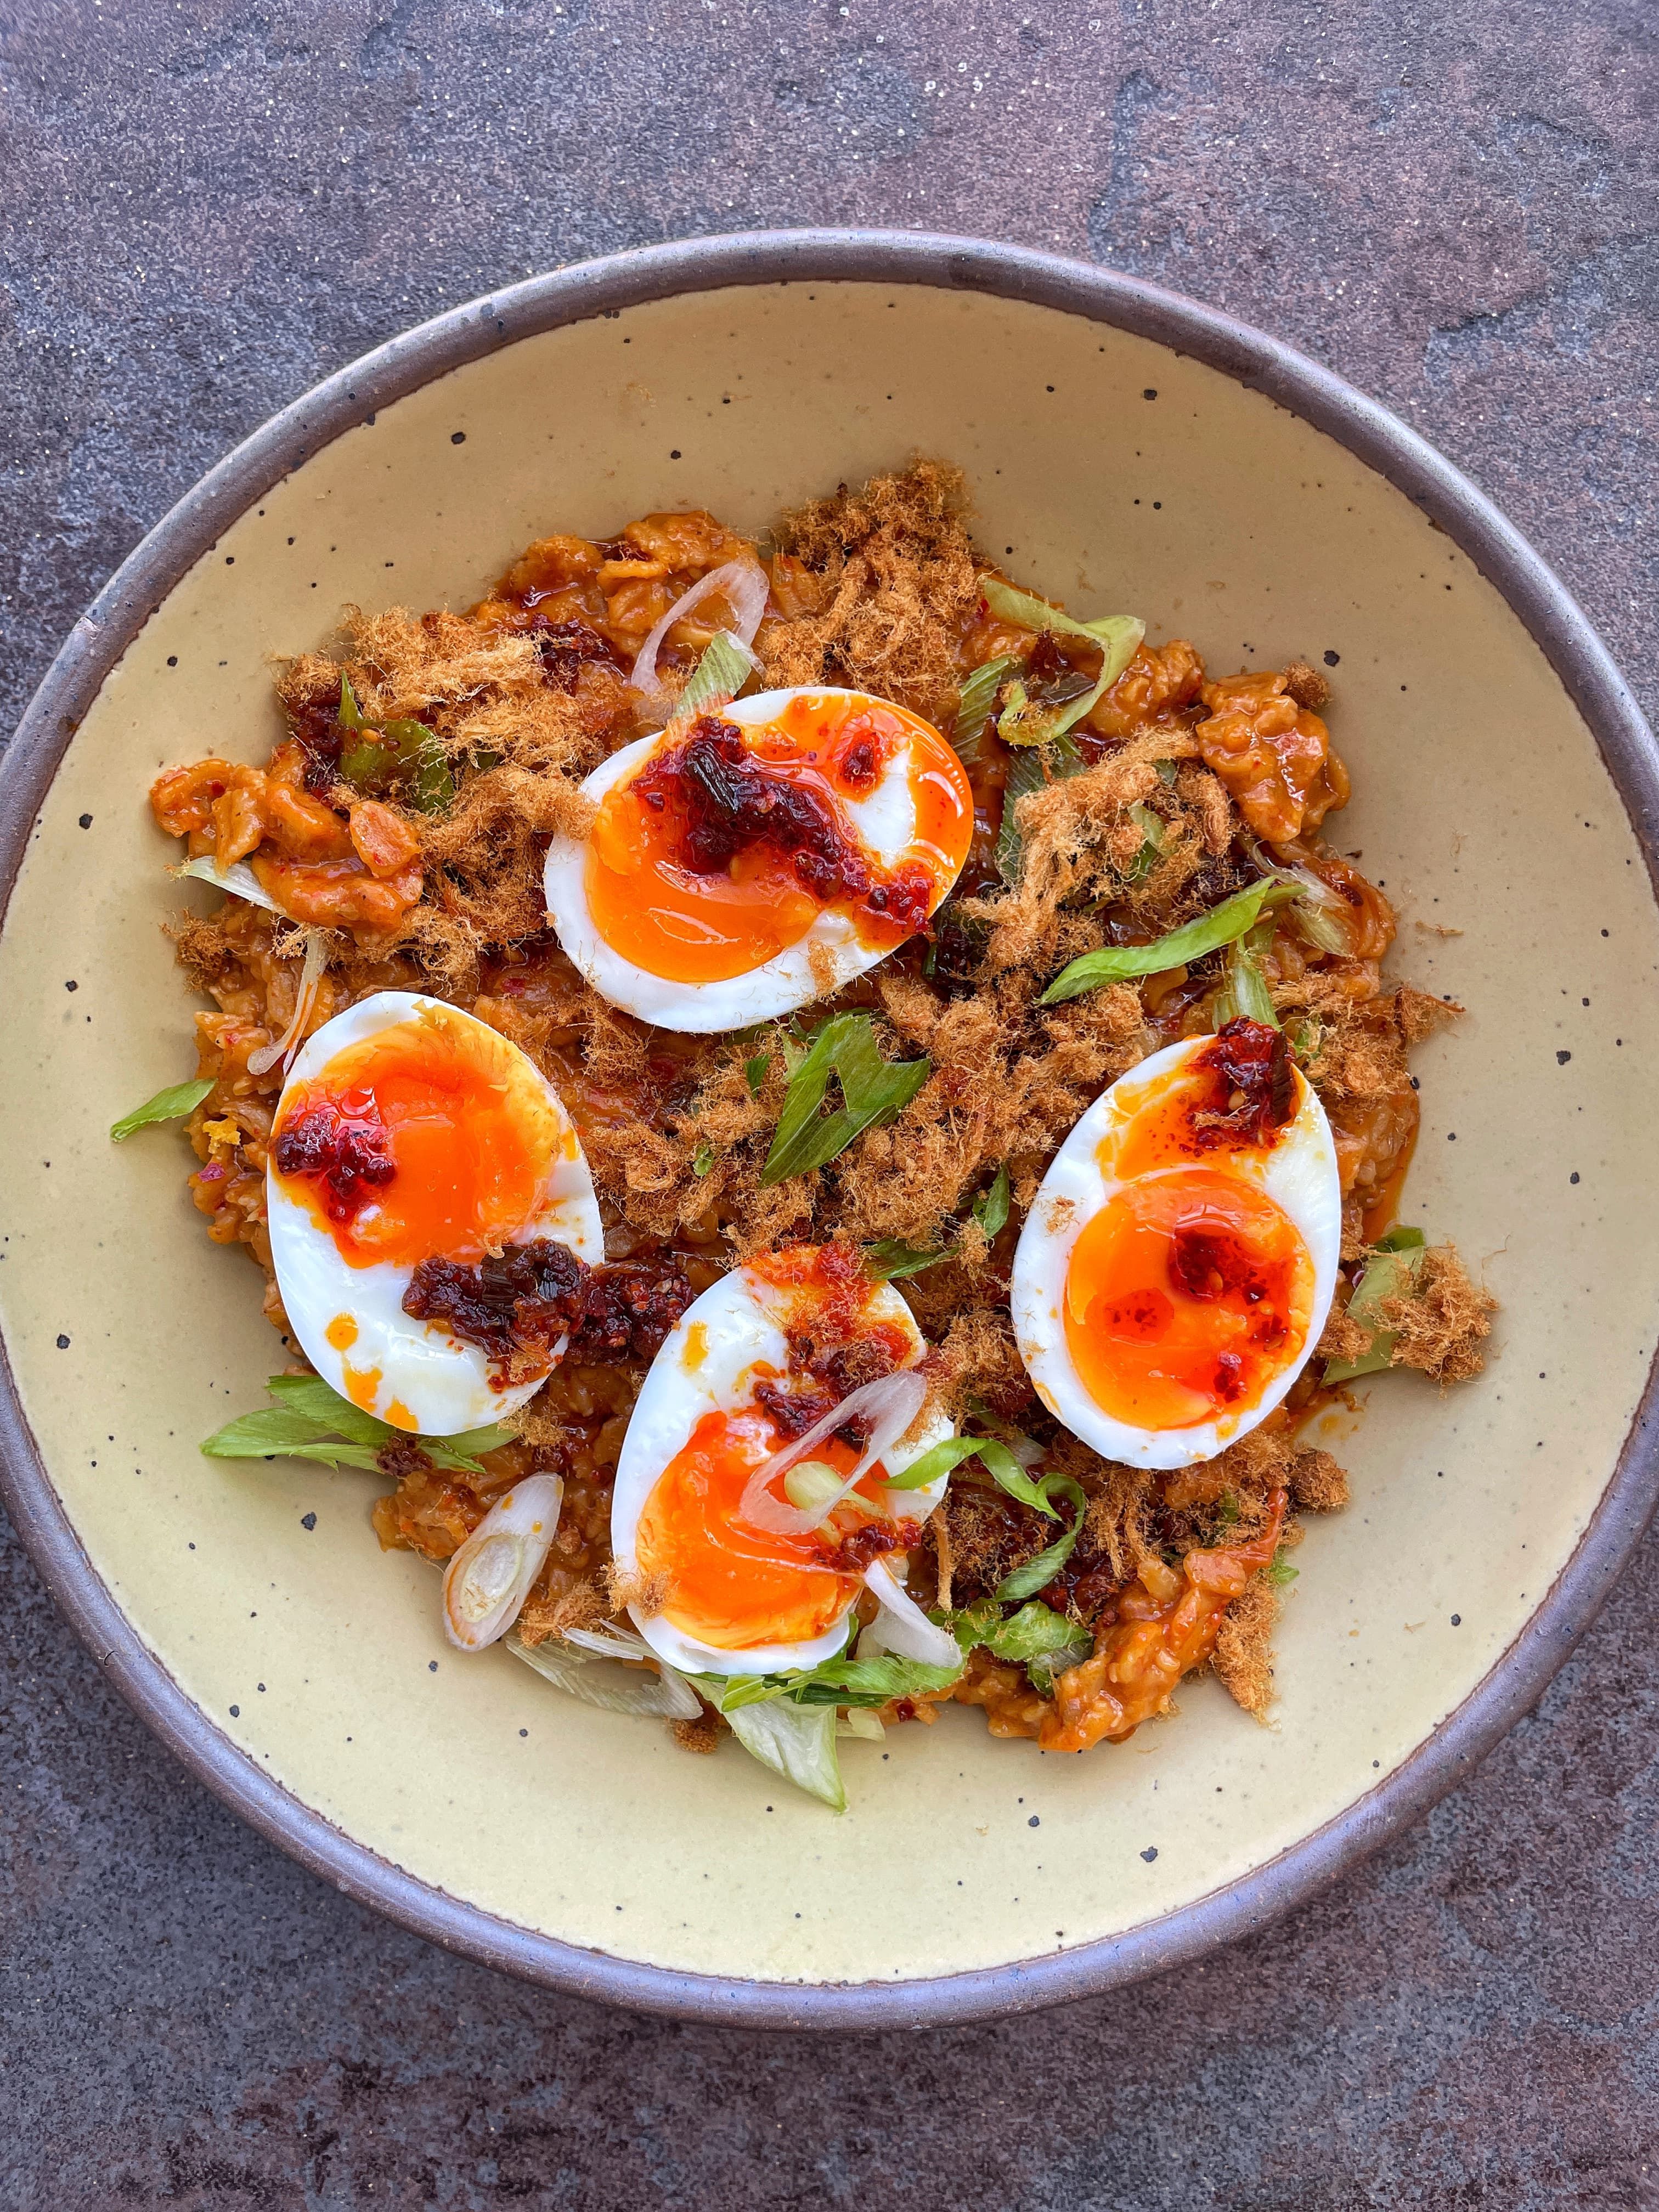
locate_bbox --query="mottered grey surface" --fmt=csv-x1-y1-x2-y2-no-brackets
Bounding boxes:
2,1,1658,2204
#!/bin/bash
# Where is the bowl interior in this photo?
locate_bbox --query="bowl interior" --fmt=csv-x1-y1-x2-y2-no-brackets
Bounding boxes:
2,276,1655,1993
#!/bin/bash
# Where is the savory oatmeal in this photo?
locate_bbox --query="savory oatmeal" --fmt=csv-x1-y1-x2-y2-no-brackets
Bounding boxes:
129,461,1494,1808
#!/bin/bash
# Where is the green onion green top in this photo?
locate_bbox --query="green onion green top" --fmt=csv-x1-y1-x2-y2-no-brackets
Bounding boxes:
110,1077,216,1143
1040,878,1296,1006
202,1373,515,1476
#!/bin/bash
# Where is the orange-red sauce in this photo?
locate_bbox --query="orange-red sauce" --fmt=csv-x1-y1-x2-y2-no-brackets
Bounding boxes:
584,693,972,984
1064,1167,1314,1432
1102,1029,1300,1183
271,1008,562,1269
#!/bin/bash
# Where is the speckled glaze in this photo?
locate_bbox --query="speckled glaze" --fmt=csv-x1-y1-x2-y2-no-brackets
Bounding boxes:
1,234,1656,2028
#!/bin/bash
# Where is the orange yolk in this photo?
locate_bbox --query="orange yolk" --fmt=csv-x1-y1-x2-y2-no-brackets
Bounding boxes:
634,1408,887,1651
1064,1167,1314,1432
272,1007,564,1269
1099,1060,1303,1182
584,692,973,984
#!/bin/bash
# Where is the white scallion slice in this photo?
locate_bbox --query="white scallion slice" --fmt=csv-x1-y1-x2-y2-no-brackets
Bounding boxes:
442,1475,564,1651
505,1629,702,1720
629,559,770,715
861,1557,962,1670
837,1708,886,1742
737,1370,928,1538
174,854,285,913
246,926,332,1076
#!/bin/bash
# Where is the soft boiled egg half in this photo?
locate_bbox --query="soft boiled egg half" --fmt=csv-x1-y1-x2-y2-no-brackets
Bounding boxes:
610,1244,954,1678
543,687,974,1032
1011,1021,1341,1470
267,990,602,1435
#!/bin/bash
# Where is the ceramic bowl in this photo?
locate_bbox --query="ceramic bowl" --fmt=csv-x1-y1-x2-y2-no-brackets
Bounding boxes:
2,232,1655,2029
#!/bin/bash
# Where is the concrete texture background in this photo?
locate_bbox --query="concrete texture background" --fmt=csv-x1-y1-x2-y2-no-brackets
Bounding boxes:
2,1,1657,2203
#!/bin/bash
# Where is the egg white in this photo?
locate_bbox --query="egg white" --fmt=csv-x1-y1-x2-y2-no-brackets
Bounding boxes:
268,990,603,1436
543,686,963,1033
611,1265,952,1678
1010,1034,1341,1470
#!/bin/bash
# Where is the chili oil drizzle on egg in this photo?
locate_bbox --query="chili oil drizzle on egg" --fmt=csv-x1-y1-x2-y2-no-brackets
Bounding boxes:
609,1244,955,1678
1011,1020,1341,1471
266,991,603,1435
543,686,974,1032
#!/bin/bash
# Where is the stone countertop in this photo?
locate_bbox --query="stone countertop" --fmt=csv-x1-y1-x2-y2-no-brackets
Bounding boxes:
2,2,1656,2203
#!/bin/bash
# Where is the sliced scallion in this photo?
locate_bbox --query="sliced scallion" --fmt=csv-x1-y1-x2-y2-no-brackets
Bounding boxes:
1040,878,1296,1006
978,577,1144,749
951,653,1017,763
863,1239,947,1281
174,854,285,913
1121,799,1166,883
1323,1227,1427,1384
664,630,760,736
110,1076,215,1143
1209,925,1279,1029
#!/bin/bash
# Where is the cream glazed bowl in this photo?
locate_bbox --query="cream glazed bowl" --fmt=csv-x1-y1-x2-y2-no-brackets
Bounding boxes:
1,232,1655,2029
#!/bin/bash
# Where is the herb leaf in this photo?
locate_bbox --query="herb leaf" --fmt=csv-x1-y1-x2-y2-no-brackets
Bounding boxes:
907,1441,1092,1600
204,1374,511,1476
1323,1228,1427,1383
336,674,453,812
972,1164,1011,1238
693,1647,962,1716
1040,879,1297,1006
1265,1547,1301,1587
199,1408,381,1467
863,1239,947,1281
862,1163,1009,1280
263,1372,388,1444
692,1139,715,1177
937,1598,1090,1690
995,1475,1087,1602
743,1050,771,1096
760,1014,930,1187
981,1599,1087,1663
110,1077,215,1143
785,1654,964,1708
895,1436,1087,1598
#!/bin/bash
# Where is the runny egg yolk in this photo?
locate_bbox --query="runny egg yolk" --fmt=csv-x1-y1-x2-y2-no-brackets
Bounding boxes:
271,1007,565,1270
633,1408,888,1651
584,693,973,984
1063,1167,1314,1431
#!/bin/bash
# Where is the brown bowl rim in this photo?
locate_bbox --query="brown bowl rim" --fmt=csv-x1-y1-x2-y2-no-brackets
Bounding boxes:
2,228,1655,2030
